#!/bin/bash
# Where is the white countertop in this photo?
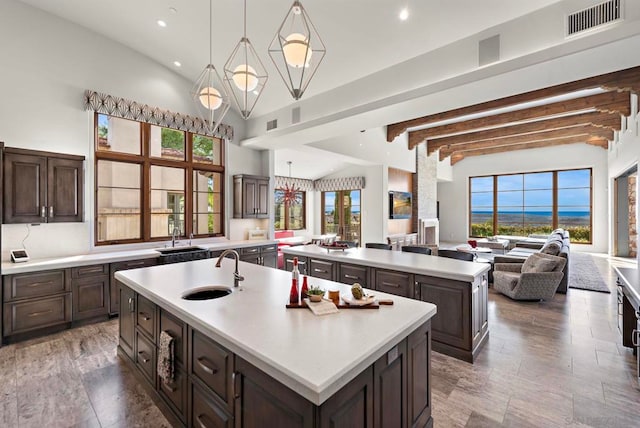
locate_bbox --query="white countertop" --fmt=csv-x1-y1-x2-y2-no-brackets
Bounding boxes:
282,245,490,282
115,259,437,405
1,239,276,275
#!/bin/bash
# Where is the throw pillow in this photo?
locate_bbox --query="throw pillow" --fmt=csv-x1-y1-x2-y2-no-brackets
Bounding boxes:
522,254,559,273
541,242,561,256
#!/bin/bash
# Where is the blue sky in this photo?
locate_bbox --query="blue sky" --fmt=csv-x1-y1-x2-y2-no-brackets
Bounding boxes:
324,191,361,212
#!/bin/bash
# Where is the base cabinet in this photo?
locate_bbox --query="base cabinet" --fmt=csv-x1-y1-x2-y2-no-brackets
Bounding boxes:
71,264,109,321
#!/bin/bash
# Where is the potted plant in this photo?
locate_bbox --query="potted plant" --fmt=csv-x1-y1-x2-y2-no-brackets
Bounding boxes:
307,285,326,302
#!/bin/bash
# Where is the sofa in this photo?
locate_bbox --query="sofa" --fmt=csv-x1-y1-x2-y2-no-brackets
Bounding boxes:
493,229,570,293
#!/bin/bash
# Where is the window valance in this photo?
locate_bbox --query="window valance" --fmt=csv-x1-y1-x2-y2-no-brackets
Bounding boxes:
314,176,365,192
83,90,234,140
274,176,314,191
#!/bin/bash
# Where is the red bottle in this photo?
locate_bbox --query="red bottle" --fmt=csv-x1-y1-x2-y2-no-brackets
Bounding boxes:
289,257,300,304
301,276,309,300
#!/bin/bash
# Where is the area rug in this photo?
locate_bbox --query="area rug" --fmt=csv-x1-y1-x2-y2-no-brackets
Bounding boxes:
568,252,610,293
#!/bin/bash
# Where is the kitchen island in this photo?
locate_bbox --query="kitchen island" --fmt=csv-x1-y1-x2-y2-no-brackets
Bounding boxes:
115,257,437,427
282,245,491,363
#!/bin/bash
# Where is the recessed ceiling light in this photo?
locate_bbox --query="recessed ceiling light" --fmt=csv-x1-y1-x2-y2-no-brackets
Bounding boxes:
169,7,177,14
173,61,182,67
157,19,167,28
399,8,409,21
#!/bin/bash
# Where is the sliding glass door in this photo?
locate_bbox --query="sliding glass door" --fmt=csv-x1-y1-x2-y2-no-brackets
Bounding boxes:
322,190,361,245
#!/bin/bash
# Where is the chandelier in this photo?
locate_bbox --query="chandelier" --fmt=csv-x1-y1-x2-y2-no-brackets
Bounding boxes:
191,0,231,134
224,0,268,119
279,161,301,205
268,1,326,100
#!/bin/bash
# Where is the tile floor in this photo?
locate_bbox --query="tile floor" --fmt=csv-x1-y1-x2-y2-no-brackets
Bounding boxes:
0,253,638,427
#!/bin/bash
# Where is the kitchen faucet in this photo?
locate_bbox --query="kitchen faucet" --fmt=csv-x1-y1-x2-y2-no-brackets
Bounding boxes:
171,228,179,247
215,249,245,288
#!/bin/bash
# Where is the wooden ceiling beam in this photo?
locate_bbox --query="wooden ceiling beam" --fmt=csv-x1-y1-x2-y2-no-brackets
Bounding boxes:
449,136,608,165
387,65,640,142
420,111,621,154
407,91,629,146
438,125,614,161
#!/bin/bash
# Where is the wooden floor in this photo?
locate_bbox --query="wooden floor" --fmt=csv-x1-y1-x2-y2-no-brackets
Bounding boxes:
0,253,638,427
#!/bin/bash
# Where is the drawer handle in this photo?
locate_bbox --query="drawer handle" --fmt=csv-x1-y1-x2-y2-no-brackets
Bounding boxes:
49,206,54,218
196,414,210,428
633,329,639,347
137,351,150,363
41,206,46,218
196,357,218,375
26,281,54,288
314,268,328,274
127,261,146,267
382,281,400,288
27,309,53,318
80,266,103,274
232,371,240,399
636,311,640,319
344,274,359,280
139,312,151,321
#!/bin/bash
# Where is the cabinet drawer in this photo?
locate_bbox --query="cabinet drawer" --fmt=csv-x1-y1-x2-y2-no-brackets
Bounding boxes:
240,246,260,255
112,258,158,271
135,331,156,387
136,295,156,341
375,269,412,297
4,270,67,302
261,244,278,253
339,264,368,287
3,294,71,336
309,259,335,281
159,368,187,423
190,329,233,409
160,309,186,366
71,264,109,279
191,381,233,428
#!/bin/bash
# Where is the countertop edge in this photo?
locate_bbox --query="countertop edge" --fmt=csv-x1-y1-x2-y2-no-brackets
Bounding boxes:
614,266,640,307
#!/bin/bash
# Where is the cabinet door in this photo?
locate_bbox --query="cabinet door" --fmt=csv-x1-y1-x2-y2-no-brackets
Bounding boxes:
243,178,258,217
373,341,407,428
261,251,278,268
47,157,83,223
235,357,315,428
72,275,109,321
109,258,158,316
319,366,374,428
407,321,432,428
118,283,136,360
3,152,47,223
240,254,260,265
256,178,270,218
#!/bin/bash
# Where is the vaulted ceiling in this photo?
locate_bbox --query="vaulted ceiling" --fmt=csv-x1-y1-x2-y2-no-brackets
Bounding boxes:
387,66,640,164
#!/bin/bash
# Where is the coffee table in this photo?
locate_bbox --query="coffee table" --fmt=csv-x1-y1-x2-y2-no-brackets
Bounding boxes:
474,238,509,254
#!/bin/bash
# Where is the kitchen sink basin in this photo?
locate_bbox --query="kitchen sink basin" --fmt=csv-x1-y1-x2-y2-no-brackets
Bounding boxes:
156,246,210,264
181,286,233,300
156,246,205,255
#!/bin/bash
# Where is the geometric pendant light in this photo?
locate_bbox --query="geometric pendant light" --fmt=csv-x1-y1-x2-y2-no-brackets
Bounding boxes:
191,0,231,134
224,0,269,119
268,1,326,100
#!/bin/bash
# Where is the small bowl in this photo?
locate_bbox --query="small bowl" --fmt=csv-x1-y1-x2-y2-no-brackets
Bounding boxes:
308,293,324,302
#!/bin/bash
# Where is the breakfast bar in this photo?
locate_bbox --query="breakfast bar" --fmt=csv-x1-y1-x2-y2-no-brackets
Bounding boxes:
115,258,437,427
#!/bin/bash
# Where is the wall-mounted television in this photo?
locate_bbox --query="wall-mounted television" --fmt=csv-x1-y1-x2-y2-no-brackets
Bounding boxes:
389,191,412,219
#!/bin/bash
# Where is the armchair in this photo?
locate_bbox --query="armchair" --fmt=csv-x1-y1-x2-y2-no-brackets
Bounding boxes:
493,253,567,301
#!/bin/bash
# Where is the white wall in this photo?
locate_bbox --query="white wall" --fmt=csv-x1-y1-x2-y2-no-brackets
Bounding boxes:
0,0,261,259
438,144,609,253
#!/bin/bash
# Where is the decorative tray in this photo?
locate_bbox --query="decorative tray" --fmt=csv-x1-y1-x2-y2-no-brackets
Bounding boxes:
286,301,380,309
318,243,349,252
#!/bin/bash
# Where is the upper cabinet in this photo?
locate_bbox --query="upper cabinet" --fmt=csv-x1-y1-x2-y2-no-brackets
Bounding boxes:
233,174,269,219
3,148,84,224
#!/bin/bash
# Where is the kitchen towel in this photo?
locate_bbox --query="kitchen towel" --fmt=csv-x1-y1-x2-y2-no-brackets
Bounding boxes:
304,298,339,316
157,330,175,384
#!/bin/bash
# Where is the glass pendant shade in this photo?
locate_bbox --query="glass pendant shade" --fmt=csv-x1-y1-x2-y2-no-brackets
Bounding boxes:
269,1,325,100
224,37,269,119
191,64,231,134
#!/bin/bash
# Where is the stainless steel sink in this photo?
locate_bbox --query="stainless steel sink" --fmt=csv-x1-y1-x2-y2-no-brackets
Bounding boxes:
181,286,233,300
156,246,210,264
156,246,205,255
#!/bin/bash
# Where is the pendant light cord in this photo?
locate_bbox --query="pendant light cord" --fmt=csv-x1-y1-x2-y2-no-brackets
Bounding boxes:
209,0,213,64
243,0,247,39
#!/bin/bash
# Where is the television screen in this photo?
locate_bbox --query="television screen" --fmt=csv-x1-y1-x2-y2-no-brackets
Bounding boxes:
389,191,412,219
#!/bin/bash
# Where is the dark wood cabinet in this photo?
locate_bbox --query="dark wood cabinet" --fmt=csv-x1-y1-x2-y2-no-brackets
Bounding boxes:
240,244,278,268
374,269,413,298
338,263,369,287
309,258,336,281
136,330,157,387
233,175,269,219
109,258,158,315
71,264,109,321
319,367,374,428
407,321,432,428
190,380,234,428
373,341,407,428
283,254,308,275
136,294,156,342
118,282,136,360
3,148,84,224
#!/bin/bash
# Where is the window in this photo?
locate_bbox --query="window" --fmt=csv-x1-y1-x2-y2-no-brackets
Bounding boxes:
470,168,592,243
274,190,306,230
95,113,224,244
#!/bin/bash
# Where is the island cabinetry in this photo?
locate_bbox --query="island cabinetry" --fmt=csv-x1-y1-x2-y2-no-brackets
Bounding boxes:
3,269,72,338
373,341,407,428
374,269,414,298
239,244,278,268
415,274,487,363
338,263,370,287
118,283,136,360
71,264,109,321
233,175,269,219
283,254,308,275
3,148,84,224
407,320,432,428
309,258,336,281
109,258,158,315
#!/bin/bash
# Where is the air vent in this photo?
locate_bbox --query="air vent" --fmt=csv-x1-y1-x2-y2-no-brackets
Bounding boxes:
567,0,622,37
267,119,278,131
292,107,301,124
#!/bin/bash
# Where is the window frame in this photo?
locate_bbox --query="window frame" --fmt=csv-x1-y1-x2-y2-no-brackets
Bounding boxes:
94,112,225,245
469,168,593,244
274,189,306,231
